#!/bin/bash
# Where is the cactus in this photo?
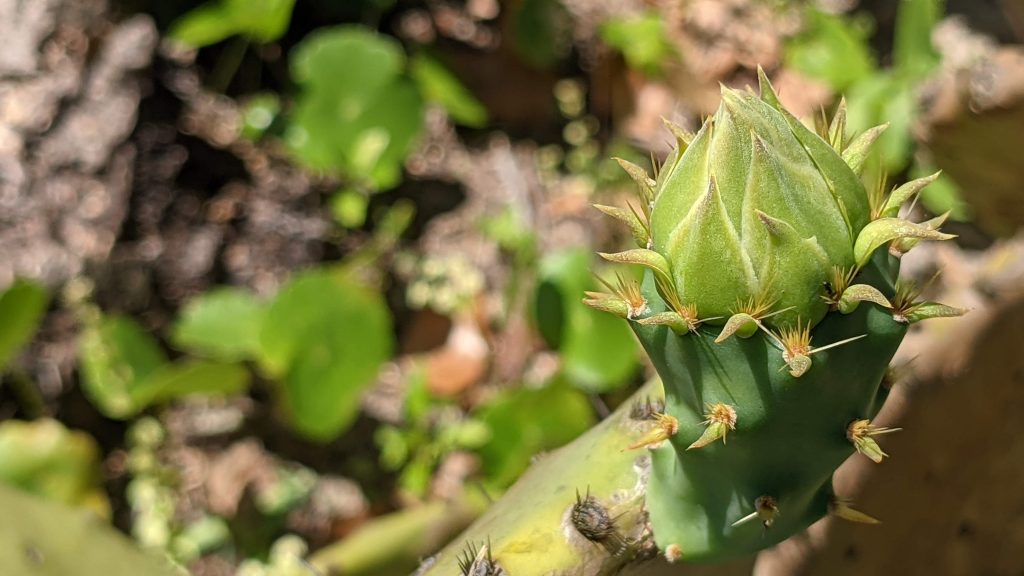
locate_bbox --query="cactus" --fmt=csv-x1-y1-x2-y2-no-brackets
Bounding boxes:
417,69,962,574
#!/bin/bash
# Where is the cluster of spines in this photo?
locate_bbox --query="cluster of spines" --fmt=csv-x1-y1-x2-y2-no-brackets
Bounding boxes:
582,68,966,556
457,540,506,576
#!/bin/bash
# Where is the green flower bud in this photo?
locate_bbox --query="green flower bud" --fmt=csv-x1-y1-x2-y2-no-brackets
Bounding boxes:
648,81,870,327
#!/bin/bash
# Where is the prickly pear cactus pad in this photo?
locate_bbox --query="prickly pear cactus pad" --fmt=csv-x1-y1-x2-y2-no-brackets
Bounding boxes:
417,69,964,576
587,69,963,562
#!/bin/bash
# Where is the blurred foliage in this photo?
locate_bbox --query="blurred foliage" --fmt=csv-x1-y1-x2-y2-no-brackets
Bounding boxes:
0,0,992,572
410,52,489,128
284,26,485,192
375,370,489,497
171,287,267,362
172,270,393,442
535,249,639,393
286,26,424,189
475,380,595,488
259,270,392,441
0,279,48,373
0,419,109,517
600,11,676,77
170,0,296,47
512,0,572,69
784,9,875,91
785,0,968,218
78,314,250,419
0,483,181,576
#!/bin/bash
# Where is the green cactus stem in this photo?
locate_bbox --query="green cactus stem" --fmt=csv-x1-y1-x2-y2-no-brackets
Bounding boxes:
418,68,962,574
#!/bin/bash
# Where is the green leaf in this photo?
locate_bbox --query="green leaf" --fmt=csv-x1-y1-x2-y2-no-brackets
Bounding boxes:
286,26,424,189
171,287,267,362
913,165,971,220
131,360,250,407
535,249,639,392
170,0,295,47
168,3,235,47
0,279,48,373
784,8,876,91
225,0,295,42
240,93,282,141
476,381,594,488
0,483,181,576
78,315,167,419
409,53,488,128
259,271,393,441
330,188,369,229
600,12,674,77
846,73,917,173
893,0,943,77
0,419,109,517
513,0,571,69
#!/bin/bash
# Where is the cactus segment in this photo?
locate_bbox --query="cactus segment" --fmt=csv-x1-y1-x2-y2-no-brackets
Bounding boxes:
589,75,959,561
631,253,906,560
581,76,962,562
421,72,964,576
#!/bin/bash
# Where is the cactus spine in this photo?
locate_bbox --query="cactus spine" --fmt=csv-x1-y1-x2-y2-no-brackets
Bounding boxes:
418,70,962,575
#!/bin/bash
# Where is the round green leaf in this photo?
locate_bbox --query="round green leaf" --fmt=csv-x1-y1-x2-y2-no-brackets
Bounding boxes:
259,271,393,441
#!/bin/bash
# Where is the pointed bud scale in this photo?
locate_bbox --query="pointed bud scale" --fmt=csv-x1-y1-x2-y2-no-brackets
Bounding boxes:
828,98,848,151
661,117,694,150
890,212,951,256
848,419,901,463
715,313,759,342
830,498,881,524
628,413,680,450
582,292,630,319
614,157,656,205
837,284,892,314
594,204,650,248
590,274,649,319
854,218,956,268
842,123,889,175
687,403,737,450
904,302,967,324
598,249,673,292
636,312,692,335
881,171,942,218
756,66,781,110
